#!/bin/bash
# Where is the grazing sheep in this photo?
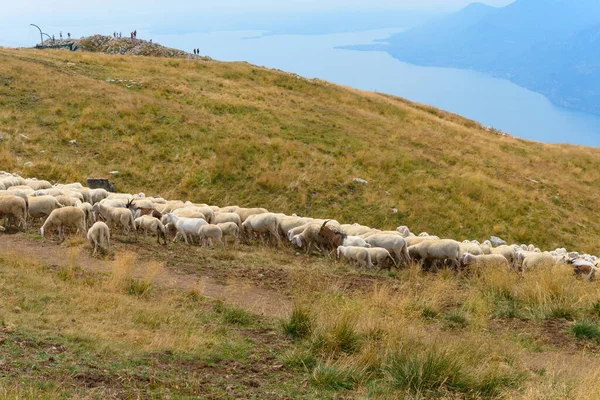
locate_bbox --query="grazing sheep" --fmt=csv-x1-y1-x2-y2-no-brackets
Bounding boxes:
343,236,371,248
27,195,64,223
242,213,281,247
408,239,461,270
40,206,86,240
364,234,410,266
92,203,137,240
55,195,81,207
213,212,242,226
343,224,374,236
172,208,206,220
219,205,240,213
337,246,372,269
78,202,95,229
162,213,208,244
521,252,556,273
459,242,484,257
366,247,397,271
90,188,110,204
25,179,52,190
217,222,240,245
404,236,437,247
0,195,28,231
87,221,111,256
198,225,224,248
460,253,511,271
490,245,517,269
134,215,167,245
235,207,269,223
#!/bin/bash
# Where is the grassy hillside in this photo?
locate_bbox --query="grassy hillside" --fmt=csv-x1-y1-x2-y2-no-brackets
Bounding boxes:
1,47,600,253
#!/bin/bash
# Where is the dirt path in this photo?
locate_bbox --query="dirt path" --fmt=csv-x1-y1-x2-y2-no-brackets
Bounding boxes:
0,234,292,318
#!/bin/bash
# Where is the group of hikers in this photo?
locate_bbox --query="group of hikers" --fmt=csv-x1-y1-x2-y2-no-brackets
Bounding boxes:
193,48,200,55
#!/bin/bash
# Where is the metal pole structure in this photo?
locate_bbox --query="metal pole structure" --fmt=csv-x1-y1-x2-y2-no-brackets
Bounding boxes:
30,24,43,46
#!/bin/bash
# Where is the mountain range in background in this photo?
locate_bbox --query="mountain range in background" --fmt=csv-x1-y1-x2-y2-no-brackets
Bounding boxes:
346,0,600,116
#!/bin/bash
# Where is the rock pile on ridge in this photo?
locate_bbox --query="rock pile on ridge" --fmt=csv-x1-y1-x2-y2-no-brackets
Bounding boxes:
40,35,210,60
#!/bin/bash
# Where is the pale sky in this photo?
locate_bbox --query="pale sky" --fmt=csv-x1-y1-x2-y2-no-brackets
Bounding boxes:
1,0,515,47
7,0,514,16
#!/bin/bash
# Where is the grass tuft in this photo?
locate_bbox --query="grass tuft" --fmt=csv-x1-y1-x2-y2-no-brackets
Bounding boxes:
571,321,600,342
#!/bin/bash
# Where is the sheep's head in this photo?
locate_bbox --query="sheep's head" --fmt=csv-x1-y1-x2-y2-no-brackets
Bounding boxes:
294,235,303,248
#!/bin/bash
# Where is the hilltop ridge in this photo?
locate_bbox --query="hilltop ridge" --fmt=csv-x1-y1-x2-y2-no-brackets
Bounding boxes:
39,34,210,60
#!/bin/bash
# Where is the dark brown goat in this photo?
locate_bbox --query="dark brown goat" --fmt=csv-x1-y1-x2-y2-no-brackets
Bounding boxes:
318,220,346,252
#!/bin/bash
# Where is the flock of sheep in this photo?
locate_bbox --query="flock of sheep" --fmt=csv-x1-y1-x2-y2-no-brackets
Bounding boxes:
0,171,597,280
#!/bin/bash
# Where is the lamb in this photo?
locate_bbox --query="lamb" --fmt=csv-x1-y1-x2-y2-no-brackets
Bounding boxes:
92,202,137,240
213,212,242,226
366,247,397,271
134,215,167,245
40,206,86,240
364,234,410,266
198,225,224,248
27,195,64,224
242,213,281,247
87,221,111,256
460,253,511,271
217,222,240,245
408,239,461,270
0,195,28,231
337,246,372,269
162,213,208,244
343,235,371,248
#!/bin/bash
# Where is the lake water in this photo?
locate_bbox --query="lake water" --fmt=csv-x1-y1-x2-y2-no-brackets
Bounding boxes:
154,28,600,147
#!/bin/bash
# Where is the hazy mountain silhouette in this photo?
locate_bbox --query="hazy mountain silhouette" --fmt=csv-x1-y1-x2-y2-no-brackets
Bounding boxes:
348,0,600,115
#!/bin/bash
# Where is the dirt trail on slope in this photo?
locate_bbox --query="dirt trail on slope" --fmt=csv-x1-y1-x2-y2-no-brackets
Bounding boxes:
0,234,291,318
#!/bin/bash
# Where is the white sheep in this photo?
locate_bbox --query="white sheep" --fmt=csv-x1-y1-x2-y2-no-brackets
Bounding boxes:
213,212,242,226
217,222,240,245
342,235,371,248
408,239,461,270
89,188,110,204
364,234,410,266
87,221,110,256
242,213,281,247
134,215,167,245
235,207,269,223
366,247,397,271
337,246,371,269
78,202,94,229
490,245,517,270
460,253,511,271
198,225,224,248
92,202,137,240
41,206,86,240
0,195,28,231
27,195,64,224
521,252,556,273
162,213,208,244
